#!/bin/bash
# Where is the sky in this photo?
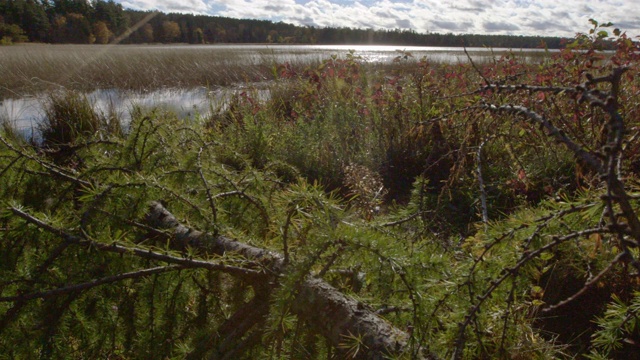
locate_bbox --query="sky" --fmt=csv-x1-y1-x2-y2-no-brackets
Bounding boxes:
116,0,640,38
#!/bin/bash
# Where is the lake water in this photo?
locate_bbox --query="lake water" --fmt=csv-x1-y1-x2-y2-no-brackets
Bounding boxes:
127,44,546,64
2,87,231,133
1,44,549,137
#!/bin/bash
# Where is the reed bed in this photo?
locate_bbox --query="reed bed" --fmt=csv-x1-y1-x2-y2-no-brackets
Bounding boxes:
0,44,294,98
0,44,548,99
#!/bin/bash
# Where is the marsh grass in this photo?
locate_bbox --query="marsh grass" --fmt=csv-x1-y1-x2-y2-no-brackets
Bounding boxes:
2,44,561,224
0,44,548,100
40,91,100,146
39,91,123,150
0,44,291,98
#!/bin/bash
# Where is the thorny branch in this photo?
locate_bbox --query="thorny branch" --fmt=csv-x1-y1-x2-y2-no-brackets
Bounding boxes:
451,66,640,359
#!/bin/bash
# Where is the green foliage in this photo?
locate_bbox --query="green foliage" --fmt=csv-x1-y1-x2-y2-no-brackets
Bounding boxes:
0,22,28,44
587,292,640,359
1,22,640,359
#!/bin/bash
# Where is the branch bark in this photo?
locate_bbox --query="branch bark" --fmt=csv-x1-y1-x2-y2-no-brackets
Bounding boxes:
145,201,419,360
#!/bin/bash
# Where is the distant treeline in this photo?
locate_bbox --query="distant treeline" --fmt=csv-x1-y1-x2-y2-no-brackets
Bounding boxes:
0,0,569,48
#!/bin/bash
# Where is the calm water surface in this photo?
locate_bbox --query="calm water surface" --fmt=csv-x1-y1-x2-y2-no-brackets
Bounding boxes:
139,44,545,63
1,44,549,136
1,86,255,138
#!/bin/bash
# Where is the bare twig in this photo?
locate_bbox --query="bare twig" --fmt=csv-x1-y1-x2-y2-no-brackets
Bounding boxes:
197,146,218,223
540,251,627,314
0,133,92,187
480,103,604,173
464,47,490,86
0,265,183,302
379,210,431,227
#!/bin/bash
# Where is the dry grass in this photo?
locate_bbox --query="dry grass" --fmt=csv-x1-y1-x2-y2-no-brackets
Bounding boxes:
0,44,549,99
0,44,294,98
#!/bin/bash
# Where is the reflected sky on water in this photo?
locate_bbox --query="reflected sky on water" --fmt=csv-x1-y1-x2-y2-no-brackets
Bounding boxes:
137,44,547,64
1,87,233,138
1,45,551,138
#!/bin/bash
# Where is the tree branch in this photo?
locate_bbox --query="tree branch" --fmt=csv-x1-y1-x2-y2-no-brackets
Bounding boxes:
0,265,183,302
480,103,604,173
8,206,263,280
145,201,421,360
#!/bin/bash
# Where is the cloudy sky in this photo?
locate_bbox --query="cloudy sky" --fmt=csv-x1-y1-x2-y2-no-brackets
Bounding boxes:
117,0,640,38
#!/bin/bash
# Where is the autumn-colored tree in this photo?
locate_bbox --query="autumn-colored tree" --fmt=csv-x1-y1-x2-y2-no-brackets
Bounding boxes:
139,22,154,42
93,0,129,36
52,0,92,18
214,24,226,42
51,12,93,43
0,0,572,46
3,0,50,42
192,27,204,44
160,20,180,43
0,21,28,44
267,29,278,43
50,14,67,43
92,21,112,44
67,13,92,43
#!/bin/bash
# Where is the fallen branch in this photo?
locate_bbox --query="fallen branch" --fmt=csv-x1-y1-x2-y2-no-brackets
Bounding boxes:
9,206,262,280
145,201,420,360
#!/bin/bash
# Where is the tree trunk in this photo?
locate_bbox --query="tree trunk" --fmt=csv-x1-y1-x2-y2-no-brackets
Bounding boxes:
145,201,420,359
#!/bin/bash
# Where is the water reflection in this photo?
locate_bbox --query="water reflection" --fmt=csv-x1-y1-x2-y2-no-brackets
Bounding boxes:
1,45,550,138
1,87,233,137
148,44,547,64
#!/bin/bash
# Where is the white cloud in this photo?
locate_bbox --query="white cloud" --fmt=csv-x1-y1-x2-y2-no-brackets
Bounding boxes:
121,0,211,13
116,0,640,37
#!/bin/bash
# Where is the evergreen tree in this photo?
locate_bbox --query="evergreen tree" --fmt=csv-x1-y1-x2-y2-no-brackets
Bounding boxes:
93,0,128,36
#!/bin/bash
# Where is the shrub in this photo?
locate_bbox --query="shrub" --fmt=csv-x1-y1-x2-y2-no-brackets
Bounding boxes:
40,91,101,147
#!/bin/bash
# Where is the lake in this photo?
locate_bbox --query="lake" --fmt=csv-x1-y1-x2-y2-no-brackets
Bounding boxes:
1,44,551,136
134,44,546,63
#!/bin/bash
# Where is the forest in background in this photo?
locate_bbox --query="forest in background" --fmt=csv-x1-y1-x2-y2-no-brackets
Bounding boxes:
0,0,572,47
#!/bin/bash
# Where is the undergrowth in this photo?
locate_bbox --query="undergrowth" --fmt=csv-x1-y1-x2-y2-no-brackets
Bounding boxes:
0,21,639,359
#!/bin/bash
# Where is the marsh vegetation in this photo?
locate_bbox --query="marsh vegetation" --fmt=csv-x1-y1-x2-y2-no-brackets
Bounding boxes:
0,43,546,97
1,22,639,359
1,43,549,135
